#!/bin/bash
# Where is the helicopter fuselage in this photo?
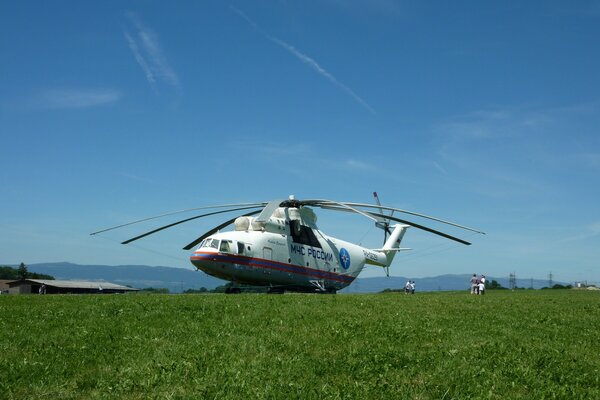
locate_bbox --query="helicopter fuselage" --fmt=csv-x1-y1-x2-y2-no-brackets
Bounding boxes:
191,230,376,292
189,209,395,292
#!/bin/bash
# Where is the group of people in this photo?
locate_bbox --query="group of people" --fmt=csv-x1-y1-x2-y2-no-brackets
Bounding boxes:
470,274,486,295
404,280,416,294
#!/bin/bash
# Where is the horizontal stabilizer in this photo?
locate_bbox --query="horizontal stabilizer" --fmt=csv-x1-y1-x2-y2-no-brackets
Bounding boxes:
371,248,412,252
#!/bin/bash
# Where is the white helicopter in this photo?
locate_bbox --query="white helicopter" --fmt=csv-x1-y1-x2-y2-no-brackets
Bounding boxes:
92,193,484,294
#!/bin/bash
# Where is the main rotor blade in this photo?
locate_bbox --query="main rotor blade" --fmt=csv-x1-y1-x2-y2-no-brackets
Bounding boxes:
373,192,387,217
365,211,473,245
311,200,485,235
121,206,262,245
300,199,379,222
373,192,391,245
182,210,261,250
91,202,267,236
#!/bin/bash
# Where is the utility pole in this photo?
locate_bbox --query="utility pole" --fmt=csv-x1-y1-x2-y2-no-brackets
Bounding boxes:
509,272,516,290
548,272,553,288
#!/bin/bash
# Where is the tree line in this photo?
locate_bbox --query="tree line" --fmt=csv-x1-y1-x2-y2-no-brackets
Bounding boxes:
0,263,55,280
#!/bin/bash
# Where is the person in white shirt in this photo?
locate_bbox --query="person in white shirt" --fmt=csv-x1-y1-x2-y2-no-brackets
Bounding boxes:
479,275,486,295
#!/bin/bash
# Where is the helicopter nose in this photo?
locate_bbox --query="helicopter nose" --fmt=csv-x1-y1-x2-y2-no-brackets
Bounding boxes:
190,250,222,273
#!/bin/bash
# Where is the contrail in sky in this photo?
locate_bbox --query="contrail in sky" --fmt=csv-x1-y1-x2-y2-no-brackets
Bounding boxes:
230,6,376,114
124,12,180,91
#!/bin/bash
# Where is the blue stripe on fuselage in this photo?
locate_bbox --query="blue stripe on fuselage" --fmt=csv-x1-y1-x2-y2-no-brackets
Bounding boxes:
190,252,354,283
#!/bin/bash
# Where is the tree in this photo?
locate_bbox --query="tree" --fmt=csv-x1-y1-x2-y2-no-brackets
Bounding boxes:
17,262,28,280
488,280,506,290
140,287,170,294
0,266,18,279
183,287,209,294
0,266,53,280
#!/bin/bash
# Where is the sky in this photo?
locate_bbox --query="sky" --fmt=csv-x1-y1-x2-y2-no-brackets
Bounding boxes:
1,1,599,285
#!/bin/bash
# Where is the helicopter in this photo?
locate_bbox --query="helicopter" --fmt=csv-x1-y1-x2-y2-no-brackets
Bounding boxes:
91,193,484,294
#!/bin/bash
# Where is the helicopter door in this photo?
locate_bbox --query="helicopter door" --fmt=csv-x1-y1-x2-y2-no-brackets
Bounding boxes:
263,247,272,260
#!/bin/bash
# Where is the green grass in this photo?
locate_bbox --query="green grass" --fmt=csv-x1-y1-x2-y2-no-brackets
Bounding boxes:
1,290,599,399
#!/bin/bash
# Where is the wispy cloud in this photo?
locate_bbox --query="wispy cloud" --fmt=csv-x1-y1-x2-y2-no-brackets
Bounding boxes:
339,159,378,172
436,103,598,143
36,88,121,109
227,140,380,174
228,141,312,157
435,107,554,141
432,161,448,175
119,172,156,184
230,6,375,114
558,221,600,243
574,153,600,169
124,13,180,91
124,31,155,85
324,0,404,17
432,102,600,198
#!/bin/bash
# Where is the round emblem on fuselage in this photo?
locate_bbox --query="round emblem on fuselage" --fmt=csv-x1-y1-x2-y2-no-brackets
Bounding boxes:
339,248,351,270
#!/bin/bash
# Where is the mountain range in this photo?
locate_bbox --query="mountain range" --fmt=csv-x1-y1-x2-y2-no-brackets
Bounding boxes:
19,262,562,293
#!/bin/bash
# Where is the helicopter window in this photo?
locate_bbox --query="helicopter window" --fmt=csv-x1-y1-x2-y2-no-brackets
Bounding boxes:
207,239,219,249
220,240,232,252
237,242,245,254
289,220,322,248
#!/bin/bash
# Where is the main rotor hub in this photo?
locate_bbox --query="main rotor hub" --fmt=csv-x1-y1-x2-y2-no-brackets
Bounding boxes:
279,199,302,208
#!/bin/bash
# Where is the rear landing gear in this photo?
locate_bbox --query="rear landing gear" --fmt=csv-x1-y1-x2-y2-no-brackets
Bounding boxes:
225,287,241,294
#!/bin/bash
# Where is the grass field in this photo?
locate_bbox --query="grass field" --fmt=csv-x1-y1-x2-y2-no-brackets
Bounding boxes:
1,290,599,399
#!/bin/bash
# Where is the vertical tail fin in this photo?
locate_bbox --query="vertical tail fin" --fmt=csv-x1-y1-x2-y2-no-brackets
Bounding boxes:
382,224,410,266
368,224,410,276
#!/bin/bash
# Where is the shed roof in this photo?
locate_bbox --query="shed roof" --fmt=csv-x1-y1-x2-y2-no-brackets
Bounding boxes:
0,280,12,291
9,279,138,291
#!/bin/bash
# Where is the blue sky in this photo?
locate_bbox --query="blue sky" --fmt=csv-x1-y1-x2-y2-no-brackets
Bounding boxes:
1,1,599,284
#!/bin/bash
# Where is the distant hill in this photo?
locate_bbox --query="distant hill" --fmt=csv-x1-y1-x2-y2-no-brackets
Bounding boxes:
26,262,223,293
21,262,563,293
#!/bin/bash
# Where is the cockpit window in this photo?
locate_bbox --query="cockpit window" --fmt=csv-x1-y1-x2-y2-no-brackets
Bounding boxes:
207,239,219,249
219,240,232,252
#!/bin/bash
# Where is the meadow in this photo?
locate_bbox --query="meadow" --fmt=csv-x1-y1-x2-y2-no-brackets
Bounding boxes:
0,290,598,399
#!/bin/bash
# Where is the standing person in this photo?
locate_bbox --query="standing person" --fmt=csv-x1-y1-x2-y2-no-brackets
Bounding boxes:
410,281,416,294
470,274,478,294
479,275,486,295
405,280,411,294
